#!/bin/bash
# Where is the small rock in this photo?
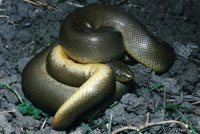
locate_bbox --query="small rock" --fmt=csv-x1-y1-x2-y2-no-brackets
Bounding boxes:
195,83,200,97
105,103,128,124
173,0,184,15
181,102,195,112
129,114,145,126
168,56,188,76
184,114,200,132
150,72,181,95
17,57,30,73
0,114,16,133
177,62,199,83
69,126,87,134
174,42,198,59
131,64,151,87
121,93,148,115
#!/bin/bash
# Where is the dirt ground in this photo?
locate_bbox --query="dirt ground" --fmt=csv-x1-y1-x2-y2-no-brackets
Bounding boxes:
0,0,199,134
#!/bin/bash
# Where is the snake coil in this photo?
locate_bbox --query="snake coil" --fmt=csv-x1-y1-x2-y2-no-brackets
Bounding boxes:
22,4,174,130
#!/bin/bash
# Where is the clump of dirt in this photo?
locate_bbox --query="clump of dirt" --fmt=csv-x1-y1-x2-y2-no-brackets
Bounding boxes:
0,0,199,134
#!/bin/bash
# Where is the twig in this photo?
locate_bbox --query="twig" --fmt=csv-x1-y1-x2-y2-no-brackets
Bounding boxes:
0,9,6,12
111,120,188,134
179,85,183,103
24,0,40,6
0,109,16,114
40,116,48,129
192,101,200,105
163,88,167,113
116,0,127,5
0,76,7,79
0,15,9,18
193,109,200,116
67,1,84,8
127,0,141,8
23,0,64,12
145,112,150,125
191,58,200,62
167,95,200,103
166,99,175,102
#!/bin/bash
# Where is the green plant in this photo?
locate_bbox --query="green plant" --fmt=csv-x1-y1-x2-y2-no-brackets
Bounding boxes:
150,83,163,91
82,123,95,134
0,81,48,120
157,105,188,111
18,100,47,119
179,111,197,134
0,81,23,104
31,28,51,53
0,126,5,134
34,28,51,46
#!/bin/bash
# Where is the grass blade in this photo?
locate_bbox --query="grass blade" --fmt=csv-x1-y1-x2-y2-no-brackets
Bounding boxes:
82,122,95,134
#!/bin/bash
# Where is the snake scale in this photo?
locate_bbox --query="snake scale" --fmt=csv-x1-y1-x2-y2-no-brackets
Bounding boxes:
22,4,174,130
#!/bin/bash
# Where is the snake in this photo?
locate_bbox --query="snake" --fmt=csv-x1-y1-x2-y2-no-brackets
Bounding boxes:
22,4,174,130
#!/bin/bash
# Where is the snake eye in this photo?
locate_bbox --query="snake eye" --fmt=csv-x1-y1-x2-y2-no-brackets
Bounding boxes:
106,60,134,82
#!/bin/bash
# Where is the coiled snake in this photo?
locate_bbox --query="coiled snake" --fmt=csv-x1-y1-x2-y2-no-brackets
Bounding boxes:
22,4,174,130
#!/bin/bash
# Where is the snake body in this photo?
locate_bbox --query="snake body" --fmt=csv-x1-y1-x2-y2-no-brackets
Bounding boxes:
22,4,174,130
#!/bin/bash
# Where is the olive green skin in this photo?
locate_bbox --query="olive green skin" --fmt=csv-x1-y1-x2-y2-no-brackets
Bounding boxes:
59,4,174,72
22,4,174,130
22,43,129,130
